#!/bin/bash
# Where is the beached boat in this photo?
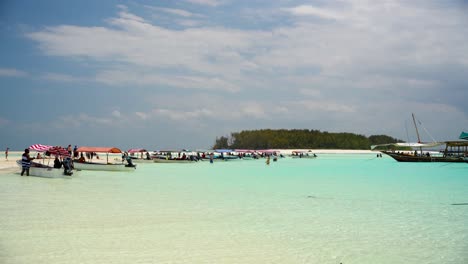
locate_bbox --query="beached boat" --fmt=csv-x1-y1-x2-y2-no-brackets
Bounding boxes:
235,149,258,160
152,150,198,163
74,146,136,171
214,149,241,161
16,160,72,178
17,144,75,178
128,148,153,163
291,150,317,158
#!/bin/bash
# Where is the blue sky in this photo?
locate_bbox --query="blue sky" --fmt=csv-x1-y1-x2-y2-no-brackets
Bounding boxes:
1,0,468,150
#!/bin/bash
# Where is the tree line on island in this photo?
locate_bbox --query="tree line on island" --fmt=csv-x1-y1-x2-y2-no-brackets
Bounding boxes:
213,129,403,150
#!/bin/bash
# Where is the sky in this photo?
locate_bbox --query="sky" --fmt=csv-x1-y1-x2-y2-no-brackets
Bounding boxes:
1,0,468,150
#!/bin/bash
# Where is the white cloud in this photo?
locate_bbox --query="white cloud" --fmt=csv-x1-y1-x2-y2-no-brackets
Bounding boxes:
0,68,28,77
185,0,221,7
95,70,241,92
112,110,121,118
25,2,468,141
176,19,201,27
295,100,356,113
135,112,149,120
148,6,200,17
285,5,343,20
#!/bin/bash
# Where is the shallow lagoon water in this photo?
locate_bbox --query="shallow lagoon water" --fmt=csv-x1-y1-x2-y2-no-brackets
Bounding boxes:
1,154,467,264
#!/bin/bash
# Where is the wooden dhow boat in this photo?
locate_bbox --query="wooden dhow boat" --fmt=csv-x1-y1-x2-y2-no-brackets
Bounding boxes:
372,115,468,163
380,141,467,162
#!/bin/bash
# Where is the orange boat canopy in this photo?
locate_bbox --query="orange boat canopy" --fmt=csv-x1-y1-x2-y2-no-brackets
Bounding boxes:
76,146,122,153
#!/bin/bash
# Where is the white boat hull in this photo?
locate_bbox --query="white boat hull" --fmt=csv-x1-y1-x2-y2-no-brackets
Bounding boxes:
153,158,195,163
74,162,136,171
16,160,73,178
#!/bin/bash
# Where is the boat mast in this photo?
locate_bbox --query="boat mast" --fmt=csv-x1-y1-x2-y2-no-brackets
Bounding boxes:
412,113,423,154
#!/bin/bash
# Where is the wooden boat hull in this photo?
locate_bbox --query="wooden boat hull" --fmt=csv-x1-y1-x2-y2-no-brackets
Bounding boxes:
74,162,136,171
16,160,73,178
383,152,465,162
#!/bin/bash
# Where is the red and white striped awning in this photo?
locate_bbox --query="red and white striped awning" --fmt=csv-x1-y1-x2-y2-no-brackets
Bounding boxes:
29,144,53,152
28,144,70,157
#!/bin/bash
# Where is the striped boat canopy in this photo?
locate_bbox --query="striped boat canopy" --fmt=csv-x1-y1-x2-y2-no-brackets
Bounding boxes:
215,149,233,153
77,146,122,153
29,144,70,156
29,144,52,152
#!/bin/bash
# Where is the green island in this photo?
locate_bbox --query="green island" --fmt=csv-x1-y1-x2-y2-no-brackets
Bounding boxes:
213,129,404,150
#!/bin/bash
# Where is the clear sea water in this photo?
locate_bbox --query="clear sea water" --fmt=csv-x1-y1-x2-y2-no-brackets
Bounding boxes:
1,154,467,264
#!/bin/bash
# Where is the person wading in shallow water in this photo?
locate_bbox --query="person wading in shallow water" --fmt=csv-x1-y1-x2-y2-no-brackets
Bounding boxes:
5,147,9,160
21,149,34,176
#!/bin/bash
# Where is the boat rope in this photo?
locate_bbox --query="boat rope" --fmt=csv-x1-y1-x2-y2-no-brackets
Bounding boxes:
417,118,437,143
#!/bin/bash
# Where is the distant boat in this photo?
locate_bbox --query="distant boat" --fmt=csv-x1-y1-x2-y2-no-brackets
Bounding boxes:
74,146,136,171
127,148,153,163
152,150,198,163
291,150,317,159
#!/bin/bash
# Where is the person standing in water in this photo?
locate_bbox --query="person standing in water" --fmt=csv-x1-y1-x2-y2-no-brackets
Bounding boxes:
21,149,34,176
5,147,9,160
266,155,270,165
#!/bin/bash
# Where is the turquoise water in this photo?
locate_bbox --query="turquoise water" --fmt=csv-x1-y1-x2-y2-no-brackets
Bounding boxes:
1,154,467,264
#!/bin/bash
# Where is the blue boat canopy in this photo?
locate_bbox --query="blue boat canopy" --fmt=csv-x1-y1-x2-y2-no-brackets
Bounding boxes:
459,131,468,140
215,149,233,153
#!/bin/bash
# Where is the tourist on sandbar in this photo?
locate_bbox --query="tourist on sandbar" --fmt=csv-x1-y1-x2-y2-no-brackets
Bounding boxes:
5,147,9,160
21,149,34,176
